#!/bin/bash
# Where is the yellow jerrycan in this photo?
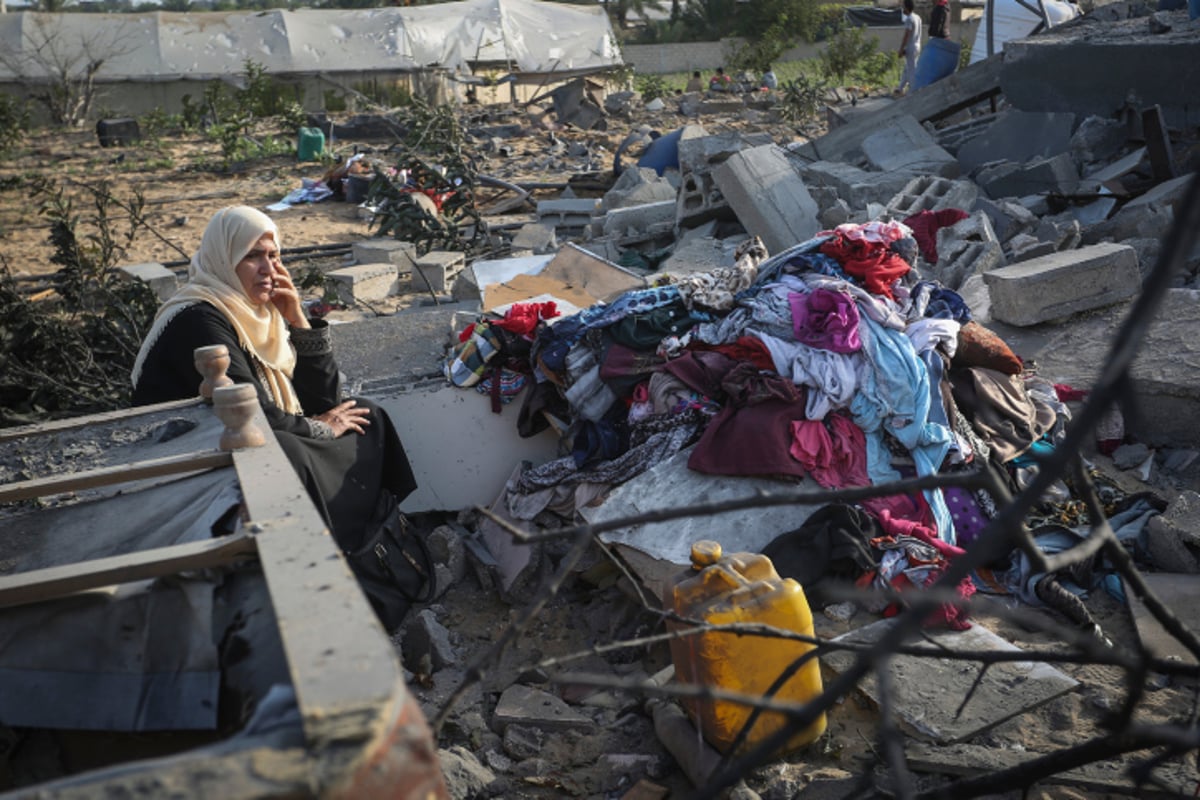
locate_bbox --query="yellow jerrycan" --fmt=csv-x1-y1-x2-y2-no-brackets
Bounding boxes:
664,539,826,755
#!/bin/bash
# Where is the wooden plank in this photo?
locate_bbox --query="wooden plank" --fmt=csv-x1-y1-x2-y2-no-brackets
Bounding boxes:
0,533,257,609
229,408,407,744
0,397,204,444
799,53,1005,163
0,449,232,504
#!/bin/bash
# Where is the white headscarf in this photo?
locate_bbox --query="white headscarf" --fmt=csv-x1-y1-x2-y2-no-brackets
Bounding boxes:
132,206,302,414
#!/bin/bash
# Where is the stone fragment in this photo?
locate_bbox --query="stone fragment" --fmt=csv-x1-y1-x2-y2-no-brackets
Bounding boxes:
984,242,1139,326
957,110,1076,173
438,746,496,800
352,237,417,270
492,685,595,733
510,223,557,255
602,166,677,211
712,145,820,256
119,262,178,301
1070,115,1129,171
1112,442,1152,470
980,152,1079,199
403,609,458,672
861,115,958,177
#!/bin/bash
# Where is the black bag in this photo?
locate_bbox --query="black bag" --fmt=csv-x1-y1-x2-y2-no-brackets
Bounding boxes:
345,493,435,632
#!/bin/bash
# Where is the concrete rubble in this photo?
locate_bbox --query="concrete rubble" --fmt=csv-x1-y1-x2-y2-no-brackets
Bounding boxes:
100,7,1200,798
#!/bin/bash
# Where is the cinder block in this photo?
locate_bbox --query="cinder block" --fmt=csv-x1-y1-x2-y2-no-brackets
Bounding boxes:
802,160,914,210
536,198,599,230
984,242,1139,326
412,251,466,293
511,223,557,255
712,144,820,257
602,200,676,239
932,240,1005,291
352,238,417,271
120,262,178,301
887,175,981,218
326,262,398,303
861,115,959,178
675,170,730,227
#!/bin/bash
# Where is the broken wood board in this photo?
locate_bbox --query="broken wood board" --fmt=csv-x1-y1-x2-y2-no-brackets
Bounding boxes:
905,741,1196,797
823,618,1078,744
1126,572,1200,665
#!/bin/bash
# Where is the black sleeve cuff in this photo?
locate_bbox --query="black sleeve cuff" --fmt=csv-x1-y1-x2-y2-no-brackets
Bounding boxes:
291,319,332,358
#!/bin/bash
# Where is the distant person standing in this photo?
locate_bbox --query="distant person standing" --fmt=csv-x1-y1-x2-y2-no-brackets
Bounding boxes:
930,0,950,39
895,0,922,95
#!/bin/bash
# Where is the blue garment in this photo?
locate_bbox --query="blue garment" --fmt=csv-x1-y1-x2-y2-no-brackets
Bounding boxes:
909,280,972,323
851,311,957,544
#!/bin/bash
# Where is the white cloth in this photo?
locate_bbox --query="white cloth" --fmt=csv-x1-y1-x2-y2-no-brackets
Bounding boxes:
750,329,864,421
131,206,301,414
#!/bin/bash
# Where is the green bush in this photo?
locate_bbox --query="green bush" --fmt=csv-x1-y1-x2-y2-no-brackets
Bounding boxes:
819,24,878,86
634,74,670,102
0,93,31,156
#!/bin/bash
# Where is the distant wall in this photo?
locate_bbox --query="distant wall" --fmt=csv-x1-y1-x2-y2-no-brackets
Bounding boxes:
622,21,978,75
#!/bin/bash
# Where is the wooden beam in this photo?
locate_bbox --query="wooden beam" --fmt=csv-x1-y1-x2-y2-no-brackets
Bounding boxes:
0,533,257,610
0,449,232,504
0,398,204,444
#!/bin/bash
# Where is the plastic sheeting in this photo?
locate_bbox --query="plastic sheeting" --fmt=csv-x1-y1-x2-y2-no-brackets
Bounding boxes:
0,0,622,83
0,469,242,731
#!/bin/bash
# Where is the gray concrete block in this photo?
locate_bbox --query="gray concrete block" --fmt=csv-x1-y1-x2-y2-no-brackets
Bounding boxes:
973,196,1037,244
352,238,417,271
956,273,992,322
861,115,959,178
325,262,398,303
1081,202,1174,247
601,200,677,241
887,175,981,218
1084,147,1148,183
412,250,466,293
980,152,1079,200
537,198,600,229
511,223,557,255
984,242,1139,326
1125,172,1197,215
801,160,914,210
933,114,998,156
602,166,677,211
677,126,771,174
492,685,594,733
956,110,1076,174
1145,517,1200,574
697,98,745,115
932,240,1005,291
1070,115,1129,170
120,262,178,301
819,198,853,229
712,144,820,256
1006,233,1059,263
674,169,730,229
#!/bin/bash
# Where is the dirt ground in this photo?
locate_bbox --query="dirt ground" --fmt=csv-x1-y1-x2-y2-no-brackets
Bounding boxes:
3,101,1199,798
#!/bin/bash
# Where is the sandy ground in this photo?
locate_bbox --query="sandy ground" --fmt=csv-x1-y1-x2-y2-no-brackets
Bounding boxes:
3,104,1199,798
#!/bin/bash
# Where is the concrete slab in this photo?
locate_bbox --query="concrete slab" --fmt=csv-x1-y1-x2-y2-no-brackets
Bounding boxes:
861,115,958,178
906,741,1197,796
823,619,1078,744
579,447,826,598
956,110,1076,174
984,242,1138,326
352,238,416,270
1125,172,1197,215
1127,573,1200,665
1084,147,1147,183
979,152,1079,200
986,289,1200,448
712,144,820,257
540,243,646,303
1001,17,1200,128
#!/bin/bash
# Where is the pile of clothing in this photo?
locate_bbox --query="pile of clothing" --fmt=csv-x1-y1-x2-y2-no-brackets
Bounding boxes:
447,221,1146,630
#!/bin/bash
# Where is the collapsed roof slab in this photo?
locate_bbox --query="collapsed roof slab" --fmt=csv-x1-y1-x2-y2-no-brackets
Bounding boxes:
795,54,1004,165
1000,13,1200,129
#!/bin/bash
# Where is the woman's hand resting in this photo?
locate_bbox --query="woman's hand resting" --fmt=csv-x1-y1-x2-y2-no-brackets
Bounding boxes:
313,399,371,437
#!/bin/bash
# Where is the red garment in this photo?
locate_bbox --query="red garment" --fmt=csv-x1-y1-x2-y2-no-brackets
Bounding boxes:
689,335,777,372
789,413,870,489
493,301,560,337
902,208,969,265
819,232,912,299
1053,383,1088,402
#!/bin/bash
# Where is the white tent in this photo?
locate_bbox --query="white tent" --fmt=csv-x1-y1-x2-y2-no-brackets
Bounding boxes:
0,0,621,114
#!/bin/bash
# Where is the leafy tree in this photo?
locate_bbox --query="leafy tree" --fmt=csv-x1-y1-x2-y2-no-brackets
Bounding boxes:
603,0,667,29
679,0,737,41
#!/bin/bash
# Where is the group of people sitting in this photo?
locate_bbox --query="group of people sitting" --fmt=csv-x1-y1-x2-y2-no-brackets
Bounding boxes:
684,66,778,95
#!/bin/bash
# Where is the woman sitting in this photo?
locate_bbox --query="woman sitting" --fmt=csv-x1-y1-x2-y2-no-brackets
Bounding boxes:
131,206,418,572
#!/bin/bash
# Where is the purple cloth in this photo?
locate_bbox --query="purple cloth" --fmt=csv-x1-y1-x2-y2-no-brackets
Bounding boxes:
789,289,862,353
943,486,989,547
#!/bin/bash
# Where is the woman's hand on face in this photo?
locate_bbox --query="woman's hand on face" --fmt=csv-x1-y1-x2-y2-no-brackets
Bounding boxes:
269,262,309,329
313,399,371,437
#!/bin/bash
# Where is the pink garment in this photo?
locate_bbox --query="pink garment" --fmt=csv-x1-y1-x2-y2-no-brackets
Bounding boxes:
789,413,870,489
861,492,934,530
788,289,862,353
